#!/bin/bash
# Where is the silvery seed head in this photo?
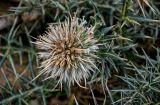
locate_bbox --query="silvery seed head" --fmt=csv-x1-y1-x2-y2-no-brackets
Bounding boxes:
35,16,99,88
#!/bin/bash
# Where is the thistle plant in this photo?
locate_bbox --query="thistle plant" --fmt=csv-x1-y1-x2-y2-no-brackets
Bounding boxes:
35,16,100,88
1,0,160,104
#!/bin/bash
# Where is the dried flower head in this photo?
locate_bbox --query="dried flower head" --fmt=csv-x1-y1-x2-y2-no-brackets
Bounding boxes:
35,16,99,87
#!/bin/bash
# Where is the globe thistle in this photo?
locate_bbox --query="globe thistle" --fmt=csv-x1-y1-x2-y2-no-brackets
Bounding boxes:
35,16,99,88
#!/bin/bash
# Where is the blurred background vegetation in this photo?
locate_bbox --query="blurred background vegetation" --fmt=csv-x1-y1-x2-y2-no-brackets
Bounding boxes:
0,0,160,105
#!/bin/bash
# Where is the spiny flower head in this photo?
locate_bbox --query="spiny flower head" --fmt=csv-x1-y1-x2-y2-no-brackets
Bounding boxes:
36,16,99,87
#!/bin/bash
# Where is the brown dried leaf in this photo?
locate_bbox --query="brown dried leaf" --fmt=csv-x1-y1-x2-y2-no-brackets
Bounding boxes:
21,9,42,22
0,16,15,31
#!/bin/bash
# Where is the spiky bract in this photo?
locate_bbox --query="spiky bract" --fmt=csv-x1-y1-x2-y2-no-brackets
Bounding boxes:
36,16,99,87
